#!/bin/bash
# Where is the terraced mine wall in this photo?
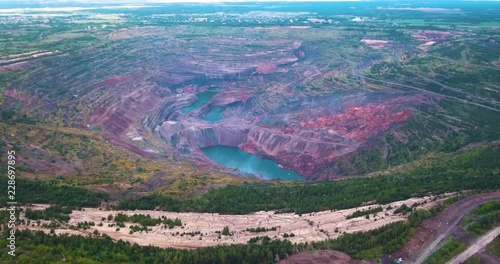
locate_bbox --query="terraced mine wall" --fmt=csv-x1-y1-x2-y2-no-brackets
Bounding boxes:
150,90,428,180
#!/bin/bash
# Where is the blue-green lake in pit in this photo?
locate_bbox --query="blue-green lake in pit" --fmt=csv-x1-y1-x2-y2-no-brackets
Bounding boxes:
201,145,304,181
202,106,224,122
182,91,217,114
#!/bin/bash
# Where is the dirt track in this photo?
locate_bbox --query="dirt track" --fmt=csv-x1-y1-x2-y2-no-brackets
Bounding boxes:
393,192,500,263
447,226,500,264
475,252,500,264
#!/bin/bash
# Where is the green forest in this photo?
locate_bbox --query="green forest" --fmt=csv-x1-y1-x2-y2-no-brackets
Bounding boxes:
117,145,499,214
24,205,72,222
346,207,383,219
113,213,182,229
0,137,497,264
2,144,496,216
424,238,467,264
0,176,108,208
462,201,500,235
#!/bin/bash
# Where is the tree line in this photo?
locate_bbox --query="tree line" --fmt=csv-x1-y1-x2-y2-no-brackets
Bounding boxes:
1,221,415,263
24,205,72,222
112,213,182,229
0,176,108,208
117,145,499,214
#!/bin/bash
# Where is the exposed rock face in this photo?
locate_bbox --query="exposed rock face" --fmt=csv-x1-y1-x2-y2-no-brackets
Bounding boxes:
155,91,429,180
242,127,357,179
44,52,430,180
3,26,436,180
61,36,307,167
90,84,167,135
0,26,455,180
243,96,419,178
145,93,197,129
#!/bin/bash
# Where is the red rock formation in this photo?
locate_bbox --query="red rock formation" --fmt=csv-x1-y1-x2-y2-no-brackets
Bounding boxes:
256,64,277,74
160,94,426,179
90,85,166,135
299,103,411,141
184,85,195,93
210,91,252,105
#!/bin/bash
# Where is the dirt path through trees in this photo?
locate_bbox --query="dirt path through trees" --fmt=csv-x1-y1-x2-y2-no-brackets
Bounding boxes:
393,192,500,263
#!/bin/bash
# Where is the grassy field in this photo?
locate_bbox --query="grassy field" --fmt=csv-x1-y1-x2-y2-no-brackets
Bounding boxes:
462,255,481,264
487,235,500,257
424,238,468,264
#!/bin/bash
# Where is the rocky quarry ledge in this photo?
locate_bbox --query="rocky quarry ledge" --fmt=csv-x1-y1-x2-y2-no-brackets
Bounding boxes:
81,37,433,180
153,91,430,180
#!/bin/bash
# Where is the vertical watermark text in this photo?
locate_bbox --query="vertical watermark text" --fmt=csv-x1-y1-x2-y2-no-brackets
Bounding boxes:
6,150,16,257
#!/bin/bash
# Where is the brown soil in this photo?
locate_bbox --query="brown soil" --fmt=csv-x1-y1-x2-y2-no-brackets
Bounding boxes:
476,252,500,264
277,250,371,264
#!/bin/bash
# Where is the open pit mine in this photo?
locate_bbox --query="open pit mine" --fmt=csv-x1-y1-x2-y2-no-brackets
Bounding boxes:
4,27,441,180
80,36,434,180
153,91,429,180
64,33,436,180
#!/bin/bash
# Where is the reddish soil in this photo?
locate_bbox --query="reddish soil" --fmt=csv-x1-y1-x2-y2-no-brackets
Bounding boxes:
393,192,500,262
204,94,431,179
410,30,465,43
298,50,305,58
184,85,194,93
103,132,157,159
256,63,277,74
89,106,106,121
3,89,34,104
278,250,370,264
103,76,131,86
0,61,34,73
87,84,170,159
360,39,391,50
299,102,410,141
91,85,164,135
213,90,251,103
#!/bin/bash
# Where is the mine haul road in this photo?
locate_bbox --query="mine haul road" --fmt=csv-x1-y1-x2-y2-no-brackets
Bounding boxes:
446,226,500,264
410,192,500,264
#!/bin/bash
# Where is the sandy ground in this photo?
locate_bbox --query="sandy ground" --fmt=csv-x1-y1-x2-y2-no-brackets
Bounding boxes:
360,39,389,45
0,51,58,64
18,195,451,249
417,41,436,52
360,39,390,50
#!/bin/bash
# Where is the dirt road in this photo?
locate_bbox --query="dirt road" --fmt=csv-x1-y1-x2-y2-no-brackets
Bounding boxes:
475,252,500,264
446,226,500,264
394,192,500,263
